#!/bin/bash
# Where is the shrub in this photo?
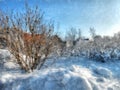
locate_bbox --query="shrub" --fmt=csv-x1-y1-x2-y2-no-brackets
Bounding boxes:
1,5,55,72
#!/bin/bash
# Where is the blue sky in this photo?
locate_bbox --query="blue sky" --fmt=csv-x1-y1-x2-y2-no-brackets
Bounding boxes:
0,0,120,37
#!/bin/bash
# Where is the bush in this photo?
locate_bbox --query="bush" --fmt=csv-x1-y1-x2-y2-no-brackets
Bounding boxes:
0,5,55,72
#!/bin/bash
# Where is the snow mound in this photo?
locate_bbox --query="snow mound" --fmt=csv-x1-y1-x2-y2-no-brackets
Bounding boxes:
93,67,112,78
0,65,118,90
0,68,93,90
0,49,120,90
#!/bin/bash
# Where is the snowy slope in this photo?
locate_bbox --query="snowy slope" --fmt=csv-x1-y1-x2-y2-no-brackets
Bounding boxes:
0,49,120,90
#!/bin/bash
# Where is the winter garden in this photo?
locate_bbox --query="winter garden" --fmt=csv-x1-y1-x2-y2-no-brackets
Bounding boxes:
0,2,120,90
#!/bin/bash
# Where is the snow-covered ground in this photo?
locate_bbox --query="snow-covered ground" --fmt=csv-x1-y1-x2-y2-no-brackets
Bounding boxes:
0,49,120,90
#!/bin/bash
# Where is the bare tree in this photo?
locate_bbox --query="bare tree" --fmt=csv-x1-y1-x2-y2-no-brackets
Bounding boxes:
77,28,82,39
89,27,96,40
65,27,78,48
66,27,77,41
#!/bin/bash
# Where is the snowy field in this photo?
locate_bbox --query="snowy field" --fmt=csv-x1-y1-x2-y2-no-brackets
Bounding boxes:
0,49,120,90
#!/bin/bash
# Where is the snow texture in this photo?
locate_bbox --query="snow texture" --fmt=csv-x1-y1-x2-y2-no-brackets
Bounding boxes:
0,49,120,90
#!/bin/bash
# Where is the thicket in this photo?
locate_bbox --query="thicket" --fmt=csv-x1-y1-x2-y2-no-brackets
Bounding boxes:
0,4,56,72
64,27,120,62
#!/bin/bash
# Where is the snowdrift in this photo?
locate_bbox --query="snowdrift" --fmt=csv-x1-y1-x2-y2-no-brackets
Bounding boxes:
0,49,120,90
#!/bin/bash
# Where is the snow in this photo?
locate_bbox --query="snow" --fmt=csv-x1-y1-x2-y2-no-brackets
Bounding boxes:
0,49,120,90
93,67,112,78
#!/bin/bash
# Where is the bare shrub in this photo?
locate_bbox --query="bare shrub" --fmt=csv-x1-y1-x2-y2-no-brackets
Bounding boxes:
1,5,55,72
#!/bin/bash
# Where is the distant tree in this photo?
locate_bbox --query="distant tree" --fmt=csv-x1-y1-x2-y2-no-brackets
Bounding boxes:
89,27,96,40
66,27,77,41
77,28,82,39
65,27,78,48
